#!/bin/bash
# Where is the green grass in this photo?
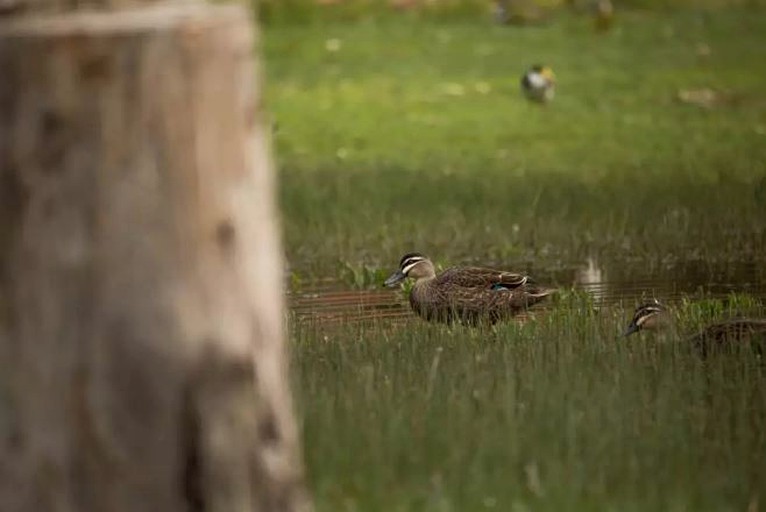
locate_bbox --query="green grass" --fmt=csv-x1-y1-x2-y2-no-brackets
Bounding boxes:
292,294,766,511
263,7,766,510
257,0,766,25
264,9,766,278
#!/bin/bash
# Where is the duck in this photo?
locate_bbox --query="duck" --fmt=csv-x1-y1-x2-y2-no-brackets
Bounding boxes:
384,252,555,325
623,300,766,356
521,65,556,104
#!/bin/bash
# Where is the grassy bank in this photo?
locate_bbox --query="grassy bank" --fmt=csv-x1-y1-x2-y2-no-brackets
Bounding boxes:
293,294,766,511
264,9,766,278
258,0,766,25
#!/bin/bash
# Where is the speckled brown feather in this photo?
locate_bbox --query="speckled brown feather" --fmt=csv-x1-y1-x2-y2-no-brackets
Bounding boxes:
434,266,528,289
410,265,554,325
687,319,766,357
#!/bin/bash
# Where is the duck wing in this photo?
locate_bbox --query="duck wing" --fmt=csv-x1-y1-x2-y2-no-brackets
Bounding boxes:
688,319,766,356
426,282,554,324
436,266,529,290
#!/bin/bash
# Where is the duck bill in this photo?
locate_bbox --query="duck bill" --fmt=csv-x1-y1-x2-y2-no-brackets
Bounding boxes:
541,67,556,83
384,270,406,288
622,323,640,337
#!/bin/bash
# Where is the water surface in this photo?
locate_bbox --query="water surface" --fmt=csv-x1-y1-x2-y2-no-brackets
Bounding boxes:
289,257,766,324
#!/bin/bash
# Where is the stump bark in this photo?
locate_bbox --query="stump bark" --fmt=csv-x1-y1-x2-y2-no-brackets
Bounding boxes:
0,4,309,511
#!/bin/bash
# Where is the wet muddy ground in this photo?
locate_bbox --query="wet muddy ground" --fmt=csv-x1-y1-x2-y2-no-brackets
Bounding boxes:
289,257,766,324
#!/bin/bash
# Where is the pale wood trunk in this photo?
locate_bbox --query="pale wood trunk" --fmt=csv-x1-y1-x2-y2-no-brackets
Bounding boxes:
0,4,309,511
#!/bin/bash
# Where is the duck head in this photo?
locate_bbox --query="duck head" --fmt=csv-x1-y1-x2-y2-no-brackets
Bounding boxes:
384,252,437,287
623,300,668,337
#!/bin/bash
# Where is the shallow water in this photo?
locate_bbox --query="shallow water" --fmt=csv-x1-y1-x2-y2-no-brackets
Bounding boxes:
288,257,766,324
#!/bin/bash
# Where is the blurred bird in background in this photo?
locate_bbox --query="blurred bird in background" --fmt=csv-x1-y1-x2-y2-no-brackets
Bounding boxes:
564,0,615,32
493,0,548,26
521,64,556,103
593,0,614,32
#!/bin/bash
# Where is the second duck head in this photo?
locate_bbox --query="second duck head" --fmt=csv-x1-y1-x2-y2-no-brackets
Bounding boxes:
623,300,669,337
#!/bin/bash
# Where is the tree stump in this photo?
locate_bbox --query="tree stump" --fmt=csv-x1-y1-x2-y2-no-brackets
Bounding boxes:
0,4,309,511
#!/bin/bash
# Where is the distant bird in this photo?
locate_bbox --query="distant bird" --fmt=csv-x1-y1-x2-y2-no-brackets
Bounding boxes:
494,0,547,26
384,252,555,325
593,0,614,32
521,65,556,103
623,300,766,357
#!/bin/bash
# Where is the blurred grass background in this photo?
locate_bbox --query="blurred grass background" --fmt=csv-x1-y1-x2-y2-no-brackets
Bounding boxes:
259,0,766,25
262,4,766,278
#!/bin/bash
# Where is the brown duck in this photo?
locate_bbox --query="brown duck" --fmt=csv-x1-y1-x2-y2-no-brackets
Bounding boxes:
384,252,555,325
624,300,766,357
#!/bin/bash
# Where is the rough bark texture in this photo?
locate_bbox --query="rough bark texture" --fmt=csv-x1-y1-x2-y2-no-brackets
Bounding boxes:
0,0,164,17
0,4,309,512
